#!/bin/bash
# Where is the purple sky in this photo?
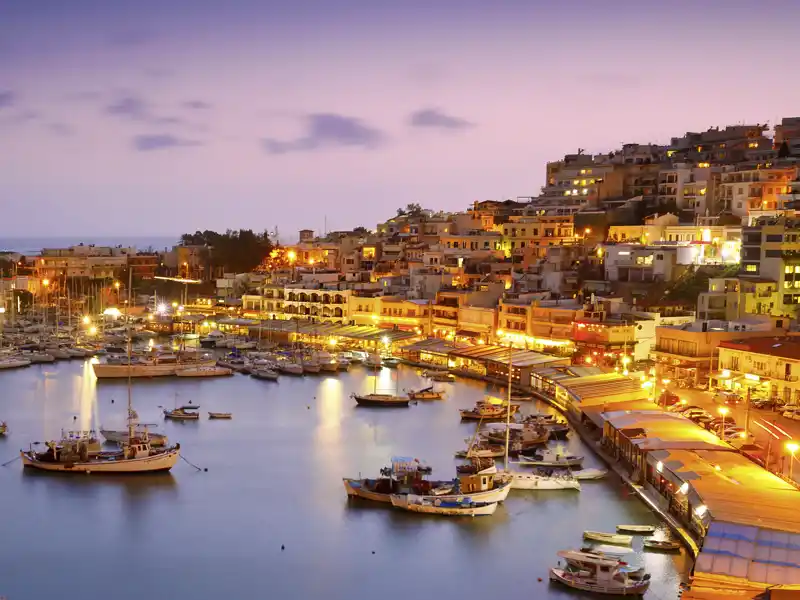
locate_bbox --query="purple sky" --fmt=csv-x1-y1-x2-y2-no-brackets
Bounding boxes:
1,0,799,238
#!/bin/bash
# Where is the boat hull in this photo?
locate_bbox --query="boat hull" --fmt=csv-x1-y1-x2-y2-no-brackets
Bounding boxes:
20,448,180,473
92,360,216,379
549,568,649,596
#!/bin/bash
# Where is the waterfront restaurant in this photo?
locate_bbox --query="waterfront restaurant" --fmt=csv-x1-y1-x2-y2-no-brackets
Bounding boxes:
601,409,800,591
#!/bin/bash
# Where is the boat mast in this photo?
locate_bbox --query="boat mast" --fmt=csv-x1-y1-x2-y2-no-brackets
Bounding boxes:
504,342,513,470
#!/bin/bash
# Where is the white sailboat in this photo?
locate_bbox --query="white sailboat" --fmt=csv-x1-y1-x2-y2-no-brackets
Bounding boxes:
21,271,180,474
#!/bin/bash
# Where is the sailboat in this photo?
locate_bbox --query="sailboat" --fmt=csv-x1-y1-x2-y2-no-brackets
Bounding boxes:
351,369,409,407
20,271,181,474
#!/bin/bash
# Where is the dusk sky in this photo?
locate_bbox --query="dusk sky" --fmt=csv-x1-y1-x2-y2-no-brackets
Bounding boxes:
2,0,799,240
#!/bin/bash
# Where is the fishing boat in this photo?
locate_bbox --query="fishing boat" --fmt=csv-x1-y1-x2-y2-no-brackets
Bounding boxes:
583,531,633,546
519,448,584,468
251,367,279,381
352,393,409,407
343,457,446,503
163,407,200,420
509,470,581,491
459,401,519,421
572,468,608,481
101,427,168,447
406,386,444,401
642,538,681,552
208,412,232,419
616,525,656,535
390,494,498,517
549,550,651,596
21,276,181,474
176,366,233,377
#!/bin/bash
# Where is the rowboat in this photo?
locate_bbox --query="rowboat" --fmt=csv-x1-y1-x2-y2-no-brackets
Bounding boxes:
390,494,498,517
208,412,232,419
583,531,633,546
643,538,681,552
616,524,656,534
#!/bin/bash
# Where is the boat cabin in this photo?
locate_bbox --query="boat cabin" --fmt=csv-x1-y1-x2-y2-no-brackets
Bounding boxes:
458,472,495,493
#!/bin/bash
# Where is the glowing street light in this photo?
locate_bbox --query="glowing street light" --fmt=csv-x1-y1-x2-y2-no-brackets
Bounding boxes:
787,441,799,480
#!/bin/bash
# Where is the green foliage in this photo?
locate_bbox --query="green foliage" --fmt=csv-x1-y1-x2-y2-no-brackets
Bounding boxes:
179,229,273,274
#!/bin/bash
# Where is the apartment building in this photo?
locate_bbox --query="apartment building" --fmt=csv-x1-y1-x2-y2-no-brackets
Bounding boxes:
717,336,800,405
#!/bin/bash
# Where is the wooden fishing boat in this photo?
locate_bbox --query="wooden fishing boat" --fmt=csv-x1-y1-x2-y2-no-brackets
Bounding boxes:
351,393,409,407
390,494,498,517
583,531,633,546
642,538,681,552
208,412,232,419
163,407,200,420
616,524,656,535
550,550,651,596
407,386,444,401
459,401,519,421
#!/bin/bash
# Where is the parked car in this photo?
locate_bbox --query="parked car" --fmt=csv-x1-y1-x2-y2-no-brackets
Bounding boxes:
713,391,743,406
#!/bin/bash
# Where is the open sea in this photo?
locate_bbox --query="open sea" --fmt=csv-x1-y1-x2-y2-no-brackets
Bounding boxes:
0,236,179,255
0,360,690,600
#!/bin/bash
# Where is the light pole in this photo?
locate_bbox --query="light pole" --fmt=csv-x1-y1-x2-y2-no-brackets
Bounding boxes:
787,441,799,481
718,406,729,438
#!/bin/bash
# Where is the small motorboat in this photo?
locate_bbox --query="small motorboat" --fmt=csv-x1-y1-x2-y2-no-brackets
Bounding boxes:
616,524,656,535
407,386,444,401
251,367,279,381
208,412,232,419
519,448,583,468
351,393,410,408
390,494,498,517
572,468,608,481
643,538,681,552
163,407,200,421
583,531,633,546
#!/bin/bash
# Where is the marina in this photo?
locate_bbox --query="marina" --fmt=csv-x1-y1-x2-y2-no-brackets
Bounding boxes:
0,359,688,599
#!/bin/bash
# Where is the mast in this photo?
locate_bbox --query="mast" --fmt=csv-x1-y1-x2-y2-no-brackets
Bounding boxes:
126,267,134,445
504,342,513,470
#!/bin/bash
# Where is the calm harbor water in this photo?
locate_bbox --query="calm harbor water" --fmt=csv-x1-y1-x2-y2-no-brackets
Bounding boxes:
0,361,690,600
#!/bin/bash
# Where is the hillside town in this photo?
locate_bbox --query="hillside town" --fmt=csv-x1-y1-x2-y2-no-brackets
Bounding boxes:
3,119,800,598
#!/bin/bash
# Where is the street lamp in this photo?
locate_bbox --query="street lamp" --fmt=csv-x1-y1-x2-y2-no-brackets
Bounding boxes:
787,441,799,481
718,406,729,436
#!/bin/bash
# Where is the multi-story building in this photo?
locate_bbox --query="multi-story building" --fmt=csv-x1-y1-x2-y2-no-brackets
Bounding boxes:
717,335,800,405
652,318,781,386
717,165,796,223
739,216,800,316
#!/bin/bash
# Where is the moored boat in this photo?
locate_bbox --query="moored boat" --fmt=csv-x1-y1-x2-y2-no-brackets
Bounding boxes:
642,538,681,552
616,524,656,535
549,550,651,596
208,412,232,419
176,366,233,377
390,494,498,517
351,393,409,407
582,531,633,546
407,386,444,401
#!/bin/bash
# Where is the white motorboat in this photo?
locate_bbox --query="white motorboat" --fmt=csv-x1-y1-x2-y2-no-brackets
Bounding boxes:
549,550,651,595
508,470,581,491
390,494,498,517
582,531,633,546
572,468,608,481
519,448,584,468
176,366,233,378
0,358,31,370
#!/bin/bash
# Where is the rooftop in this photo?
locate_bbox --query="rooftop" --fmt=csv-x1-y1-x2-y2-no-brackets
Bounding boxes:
719,336,800,361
